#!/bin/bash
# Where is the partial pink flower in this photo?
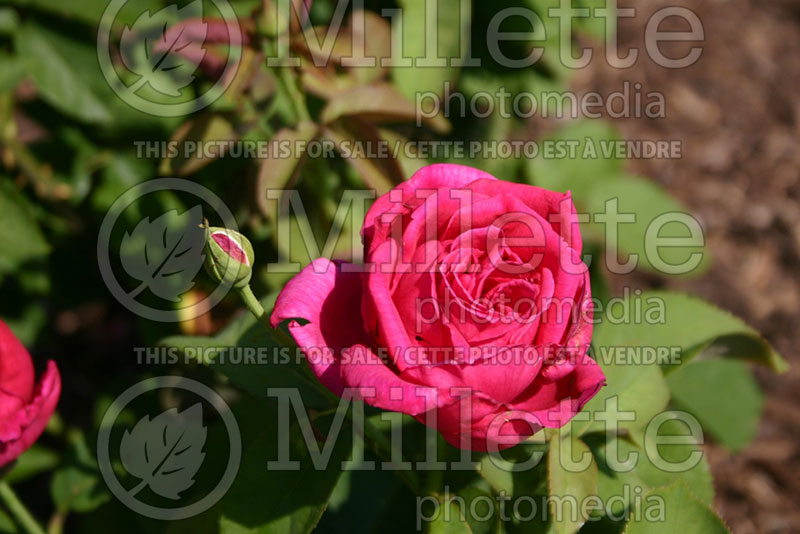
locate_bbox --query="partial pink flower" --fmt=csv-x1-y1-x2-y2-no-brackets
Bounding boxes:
0,320,61,467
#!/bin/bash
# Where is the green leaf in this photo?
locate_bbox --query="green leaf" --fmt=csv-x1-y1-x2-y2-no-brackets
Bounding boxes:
50,430,110,513
423,484,501,534
522,0,575,80
598,291,788,374
623,482,729,534
3,0,112,25
4,445,60,484
579,362,669,436
51,466,111,513
583,290,783,447
323,119,401,195
3,0,164,25
632,417,713,506
219,407,350,534
461,486,502,534
428,498,472,534
527,120,707,275
580,303,679,435
298,10,391,85
91,153,150,216
391,0,465,100
548,436,598,534
159,302,330,409
0,54,28,93
477,455,515,497
585,177,708,275
0,8,20,35
15,22,113,123
586,436,649,519
0,508,17,533
256,122,319,220
666,359,763,451
576,0,617,41
0,180,50,276
159,114,237,176
585,425,713,523
528,120,624,194
495,449,554,534
377,128,427,179
321,83,451,134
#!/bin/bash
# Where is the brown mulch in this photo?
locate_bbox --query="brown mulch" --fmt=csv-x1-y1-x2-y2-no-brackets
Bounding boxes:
570,0,800,532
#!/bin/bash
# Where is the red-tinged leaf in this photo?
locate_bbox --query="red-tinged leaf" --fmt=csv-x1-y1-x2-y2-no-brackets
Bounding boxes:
323,123,395,195
295,10,391,84
320,82,451,134
159,114,237,176
256,122,319,220
219,47,263,103
377,128,427,180
298,61,358,99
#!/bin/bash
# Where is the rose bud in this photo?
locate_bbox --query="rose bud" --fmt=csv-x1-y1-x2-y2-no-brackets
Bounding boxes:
204,226,255,289
0,320,61,467
272,164,606,452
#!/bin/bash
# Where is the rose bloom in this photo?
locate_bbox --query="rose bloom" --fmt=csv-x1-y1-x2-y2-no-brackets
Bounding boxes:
0,320,61,467
272,164,605,451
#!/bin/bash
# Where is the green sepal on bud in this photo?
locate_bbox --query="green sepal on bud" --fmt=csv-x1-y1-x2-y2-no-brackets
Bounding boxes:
203,223,255,289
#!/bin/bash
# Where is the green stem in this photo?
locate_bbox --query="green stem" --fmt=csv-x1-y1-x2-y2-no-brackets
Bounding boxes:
237,284,270,327
236,284,294,347
0,482,45,534
46,510,66,534
277,64,311,122
261,37,311,123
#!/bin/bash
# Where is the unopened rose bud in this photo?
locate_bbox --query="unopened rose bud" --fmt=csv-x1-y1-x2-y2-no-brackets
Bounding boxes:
204,226,254,289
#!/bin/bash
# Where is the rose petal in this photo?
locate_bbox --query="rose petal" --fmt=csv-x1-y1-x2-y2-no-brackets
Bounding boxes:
271,259,369,395
362,164,498,249
510,353,605,428
339,345,438,415
361,240,418,370
0,321,35,417
0,361,60,467
467,180,582,252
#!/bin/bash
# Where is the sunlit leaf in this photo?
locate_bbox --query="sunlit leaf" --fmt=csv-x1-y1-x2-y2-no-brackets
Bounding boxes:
321,82,451,134
256,122,319,220
219,408,350,534
666,360,763,451
0,180,50,277
391,0,466,99
548,435,598,534
15,22,113,123
159,114,237,176
624,482,729,534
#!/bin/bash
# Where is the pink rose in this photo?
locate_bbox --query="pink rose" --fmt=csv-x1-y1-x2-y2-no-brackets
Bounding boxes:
0,320,61,467
272,164,605,451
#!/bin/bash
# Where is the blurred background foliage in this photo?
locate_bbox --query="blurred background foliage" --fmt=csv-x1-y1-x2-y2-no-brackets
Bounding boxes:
0,0,786,533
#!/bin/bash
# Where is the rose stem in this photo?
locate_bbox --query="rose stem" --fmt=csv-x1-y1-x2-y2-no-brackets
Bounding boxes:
0,481,46,534
236,284,294,347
